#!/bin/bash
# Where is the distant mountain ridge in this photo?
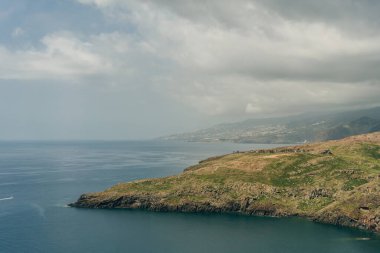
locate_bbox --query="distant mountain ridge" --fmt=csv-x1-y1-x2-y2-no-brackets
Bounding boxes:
162,107,380,144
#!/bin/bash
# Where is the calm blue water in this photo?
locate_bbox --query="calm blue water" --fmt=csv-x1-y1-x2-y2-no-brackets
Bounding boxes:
0,141,379,253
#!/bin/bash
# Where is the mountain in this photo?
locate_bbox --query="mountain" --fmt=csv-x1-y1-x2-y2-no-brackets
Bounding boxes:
161,107,380,143
70,132,380,233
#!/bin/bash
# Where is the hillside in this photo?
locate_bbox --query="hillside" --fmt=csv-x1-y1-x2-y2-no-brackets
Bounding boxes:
162,107,380,143
70,132,380,233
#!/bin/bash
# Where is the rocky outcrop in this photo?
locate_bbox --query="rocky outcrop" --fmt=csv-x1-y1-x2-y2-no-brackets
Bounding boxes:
69,191,380,233
308,188,331,199
314,213,380,233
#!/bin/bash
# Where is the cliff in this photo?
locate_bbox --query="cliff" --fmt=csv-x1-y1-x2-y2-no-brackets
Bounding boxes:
70,132,380,233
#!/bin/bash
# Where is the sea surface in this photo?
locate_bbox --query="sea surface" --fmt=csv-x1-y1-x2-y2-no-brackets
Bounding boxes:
0,141,379,253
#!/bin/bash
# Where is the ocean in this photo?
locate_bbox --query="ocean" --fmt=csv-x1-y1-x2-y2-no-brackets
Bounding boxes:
0,141,379,253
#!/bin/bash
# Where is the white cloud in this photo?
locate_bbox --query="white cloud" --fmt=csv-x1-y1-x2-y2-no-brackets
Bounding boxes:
167,75,380,116
76,0,116,7
7,0,380,118
90,0,380,116
246,103,262,114
0,32,113,80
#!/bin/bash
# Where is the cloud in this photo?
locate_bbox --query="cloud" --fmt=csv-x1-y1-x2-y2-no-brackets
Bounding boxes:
0,32,113,80
167,76,380,116
254,0,380,34
76,0,116,7
245,103,262,114
10,0,380,118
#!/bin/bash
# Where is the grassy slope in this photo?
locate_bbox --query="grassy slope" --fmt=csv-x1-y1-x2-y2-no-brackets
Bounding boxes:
71,132,380,233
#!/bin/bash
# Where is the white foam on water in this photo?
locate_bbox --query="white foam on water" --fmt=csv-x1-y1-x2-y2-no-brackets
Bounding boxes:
53,203,70,208
355,237,371,241
0,196,13,201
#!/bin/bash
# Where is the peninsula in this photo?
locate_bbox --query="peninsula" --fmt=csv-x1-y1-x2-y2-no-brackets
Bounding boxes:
70,132,380,233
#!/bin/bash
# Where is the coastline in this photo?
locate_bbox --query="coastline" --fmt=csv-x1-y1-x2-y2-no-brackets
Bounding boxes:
69,191,380,234
70,132,380,234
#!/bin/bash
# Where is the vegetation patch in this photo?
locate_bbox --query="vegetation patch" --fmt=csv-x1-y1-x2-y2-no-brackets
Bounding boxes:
362,144,380,160
342,178,369,191
298,197,334,213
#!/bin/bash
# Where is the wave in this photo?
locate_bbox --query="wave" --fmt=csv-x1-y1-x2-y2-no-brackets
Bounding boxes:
355,237,371,241
0,196,13,201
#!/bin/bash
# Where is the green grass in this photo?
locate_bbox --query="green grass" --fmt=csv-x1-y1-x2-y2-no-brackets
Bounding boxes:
111,143,378,196
109,178,176,193
362,144,380,160
104,136,380,216
76,133,380,234
342,178,368,191
264,154,320,187
297,197,334,212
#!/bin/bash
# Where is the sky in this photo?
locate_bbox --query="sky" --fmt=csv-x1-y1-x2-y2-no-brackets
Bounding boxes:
0,0,380,140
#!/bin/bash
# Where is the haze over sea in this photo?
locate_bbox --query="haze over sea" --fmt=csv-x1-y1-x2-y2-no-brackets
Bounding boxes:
0,141,379,253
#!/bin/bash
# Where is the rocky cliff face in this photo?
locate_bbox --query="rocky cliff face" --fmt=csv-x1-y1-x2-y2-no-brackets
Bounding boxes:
70,132,380,233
